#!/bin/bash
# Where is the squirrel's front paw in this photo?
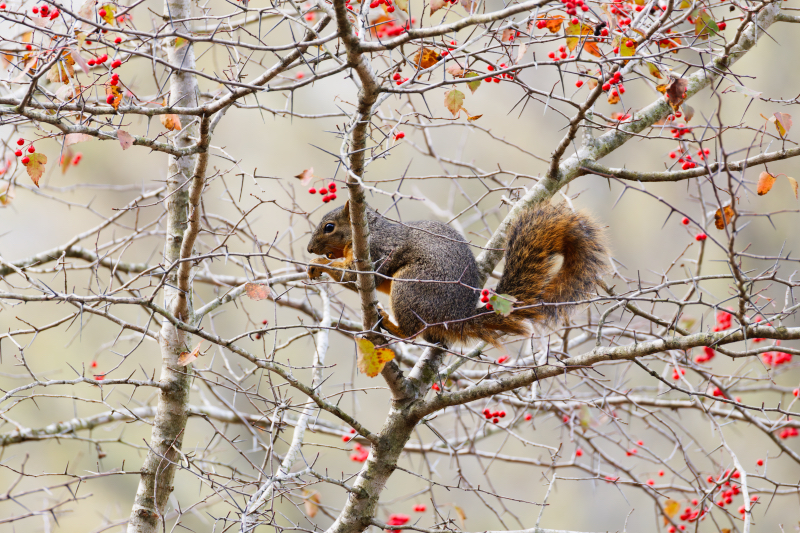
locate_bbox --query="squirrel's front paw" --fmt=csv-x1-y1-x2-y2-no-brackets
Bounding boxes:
307,257,331,280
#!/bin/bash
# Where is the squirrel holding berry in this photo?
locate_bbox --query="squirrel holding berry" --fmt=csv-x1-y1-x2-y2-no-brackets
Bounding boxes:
307,201,607,347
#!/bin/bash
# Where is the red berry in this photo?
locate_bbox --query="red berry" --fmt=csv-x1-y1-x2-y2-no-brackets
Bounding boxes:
636,440,643,446
308,188,316,194
498,411,506,418
793,388,799,397
718,22,726,30
115,37,122,44
756,459,763,466
109,78,118,86
431,383,440,391
98,8,107,17
646,479,655,485
91,361,98,368
571,17,579,24
387,5,395,11
658,470,664,476
0,3,6,8
330,193,337,200
635,4,643,10
16,138,24,146
548,52,556,59
111,59,122,68
392,72,401,80
576,448,583,456
328,183,337,192
492,417,499,423
14,150,22,157
559,52,567,59
21,156,30,164
524,413,532,420
26,44,33,51
32,6,38,13
40,5,48,15
395,131,405,140
602,83,611,91
600,28,609,36
486,303,493,311
319,187,328,195
481,288,489,296
613,47,619,53
106,94,115,104
626,40,635,47
72,153,82,165
342,435,350,442
695,233,707,241
27,145,35,153
575,80,584,88
88,59,96,66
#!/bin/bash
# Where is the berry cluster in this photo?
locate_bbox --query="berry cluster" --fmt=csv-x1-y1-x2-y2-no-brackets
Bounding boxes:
761,345,792,367
368,0,396,13
350,442,369,462
32,4,60,19
479,288,493,310
695,346,715,363
670,366,686,380
482,407,506,424
778,426,798,439
548,45,570,61
392,72,409,85
308,181,338,203
13,138,36,164
386,514,410,526
601,71,625,93
412,504,426,512
694,232,707,241
485,63,513,83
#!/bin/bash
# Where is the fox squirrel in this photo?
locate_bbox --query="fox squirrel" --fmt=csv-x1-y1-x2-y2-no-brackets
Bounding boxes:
307,201,607,347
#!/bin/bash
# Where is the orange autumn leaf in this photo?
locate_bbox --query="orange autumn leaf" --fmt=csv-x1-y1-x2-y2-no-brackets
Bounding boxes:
413,47,442,70
757,171,775,195
538,14,564,33
24,152,48,187
106,84,122,110
714,205,735,229
244,282,271,300
177,342,203,366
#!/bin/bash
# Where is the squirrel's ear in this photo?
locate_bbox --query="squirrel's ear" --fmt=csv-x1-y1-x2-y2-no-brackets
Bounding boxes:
342,200,350,217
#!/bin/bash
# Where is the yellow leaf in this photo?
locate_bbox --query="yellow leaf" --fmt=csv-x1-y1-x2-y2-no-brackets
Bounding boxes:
646,62,663,79
0,182,15,207
161,113,182,131
663,499,680,525
177,342,203,366
356,338,395,377
99,3,117,25
467,114,482,121
655,84,668,94
714,205,735,229
394,0,408,12
787,176,798,199
454,505,466,526
757,171,775,196
444,89,465,117
565,21,592,52
772,112,792,138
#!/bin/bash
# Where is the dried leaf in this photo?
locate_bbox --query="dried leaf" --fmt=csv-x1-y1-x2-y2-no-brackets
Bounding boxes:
65,133,92,146
70,47,90,74
430,0,447,15
244,282,271,301
538,14,564,33
20,31,34,43
757,171,775,196
446,64,465,78
731,84,762,99
160,113,182,131
394,0,408,12
607,90,620,105
460,0,475,13
177,342,203,366
413,48,441,70
77,0,96,21
664,77,689,111
356,338,395,377
47,63,71,84
444,88,465,116
0,182,15,207
501,28,516,42
655,83,668,94
714,205,735,229
294,167,315,185
117,129,134,150
583,40,603,58
683,104,695,122
24,152,48,187
453,506,466,526
106,84,122,110
60,147,74,174
565,21,592,52
99,3,117,25
772,112,792,138
788,176,798,199
464,72,481,93
304,490,321,518
646,62,663,79
467,114,482,121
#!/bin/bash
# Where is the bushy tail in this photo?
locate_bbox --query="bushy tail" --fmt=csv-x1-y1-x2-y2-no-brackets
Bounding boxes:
464,203,608,345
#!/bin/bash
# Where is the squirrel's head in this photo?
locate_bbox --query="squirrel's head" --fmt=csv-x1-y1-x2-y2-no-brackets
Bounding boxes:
307,201,352,259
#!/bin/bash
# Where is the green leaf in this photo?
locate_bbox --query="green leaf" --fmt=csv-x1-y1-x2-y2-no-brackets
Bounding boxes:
464,72,481,93
490,293,517,317
695,10,719,39
444,88,465,116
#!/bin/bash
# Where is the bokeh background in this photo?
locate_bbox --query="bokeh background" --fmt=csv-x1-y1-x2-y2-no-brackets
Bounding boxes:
1,0,799,530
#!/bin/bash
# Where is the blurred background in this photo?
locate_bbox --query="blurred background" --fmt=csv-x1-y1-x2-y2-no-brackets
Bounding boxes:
1,0,799,530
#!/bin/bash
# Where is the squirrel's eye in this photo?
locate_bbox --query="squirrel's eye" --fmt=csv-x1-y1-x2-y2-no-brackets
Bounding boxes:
323,223,335,233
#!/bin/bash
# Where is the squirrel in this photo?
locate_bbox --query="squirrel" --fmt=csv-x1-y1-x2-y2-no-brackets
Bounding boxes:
307,201,607,347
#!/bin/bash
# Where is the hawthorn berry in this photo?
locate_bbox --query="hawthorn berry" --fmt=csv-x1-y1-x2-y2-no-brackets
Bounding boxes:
328,183,337,192
496,355,509,364
575,80,584,88
109,78,118,86
27,145,35,153
0,3,5,8
72,153,82,165
395,131,405,140
548,51,556,59
636,440,643,446
308,187,316,194
106,94,115,104
32,6,38,13
21,156,30,164
88,59,96,66
26,44,33,51
571,17,579,24
536,20,546,29
342,435,351,442
668,528,676,533
14,150,22,157
625,40,635,47
392,72,401,80
669,152,677,159
718,22,726,30
319,187,328,195
600,27,609,36
602,83,611,91
98,8,107,17
524,413,532,420
695,233,707,241
486,303,493,311
559,52,567,59
658,470,664,476
413,504,426,513
16,138,24,146
431,383,440,391
330,193,337,200
646,479,655,485
576,448,583,457
115,36,122,44
492,417,499,423
794,388,800,396
387,4,395,11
